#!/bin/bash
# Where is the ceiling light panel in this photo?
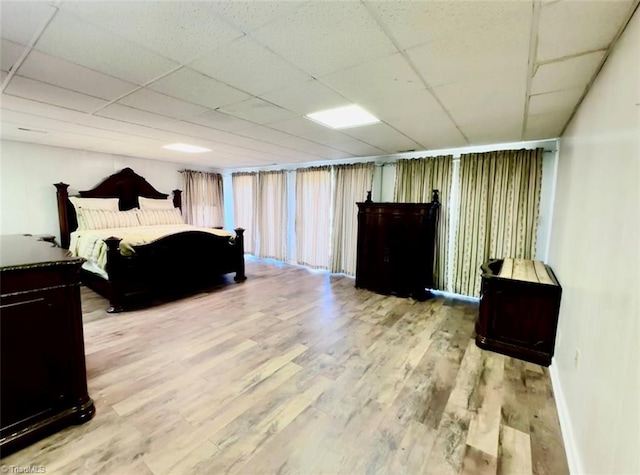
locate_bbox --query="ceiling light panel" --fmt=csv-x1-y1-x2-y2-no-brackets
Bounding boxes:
162,143,211,153
306,105,380,129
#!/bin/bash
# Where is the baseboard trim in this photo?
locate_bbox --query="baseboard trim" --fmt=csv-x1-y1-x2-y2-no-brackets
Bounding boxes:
549,362,583,474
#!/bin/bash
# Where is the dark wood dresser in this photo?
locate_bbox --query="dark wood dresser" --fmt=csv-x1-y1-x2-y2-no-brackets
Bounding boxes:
476,258,562,366
355,195,440,300
0,235,95,456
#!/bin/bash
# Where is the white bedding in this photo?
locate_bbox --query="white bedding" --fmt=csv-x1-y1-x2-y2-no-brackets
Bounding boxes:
70,224,234,273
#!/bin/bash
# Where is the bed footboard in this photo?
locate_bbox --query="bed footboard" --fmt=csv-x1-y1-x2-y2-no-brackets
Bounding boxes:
101,229,246,313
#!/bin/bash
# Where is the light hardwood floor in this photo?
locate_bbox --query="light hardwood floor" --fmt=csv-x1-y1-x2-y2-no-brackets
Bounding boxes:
1,259,569,475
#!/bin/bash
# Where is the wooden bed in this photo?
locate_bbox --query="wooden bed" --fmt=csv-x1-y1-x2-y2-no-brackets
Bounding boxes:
55,167,246,313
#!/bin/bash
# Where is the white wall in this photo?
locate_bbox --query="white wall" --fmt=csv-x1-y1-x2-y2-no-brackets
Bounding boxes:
0,140,200,243
548,9,639,475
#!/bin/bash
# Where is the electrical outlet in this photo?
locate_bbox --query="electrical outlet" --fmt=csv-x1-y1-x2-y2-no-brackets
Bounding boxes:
574,348,580,369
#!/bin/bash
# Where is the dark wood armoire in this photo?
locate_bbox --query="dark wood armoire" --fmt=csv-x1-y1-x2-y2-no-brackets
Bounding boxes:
355,191,440,300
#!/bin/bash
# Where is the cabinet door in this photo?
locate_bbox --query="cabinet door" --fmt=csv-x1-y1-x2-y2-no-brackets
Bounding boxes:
0,297,68,430
356,212,389,292
488,288,554,353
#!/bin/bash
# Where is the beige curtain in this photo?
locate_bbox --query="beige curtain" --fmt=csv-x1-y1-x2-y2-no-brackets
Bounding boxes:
453,148,543,296
296,166,331,269
257,170,287,261
331,162,375,275
394,155,454,290
182,170,224,227
232,172,257,254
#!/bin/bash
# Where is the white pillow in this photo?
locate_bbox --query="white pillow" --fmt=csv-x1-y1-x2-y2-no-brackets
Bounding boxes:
70,197,120,230
80,209,140,230
69,197,119,211
137,208,184,226
139,196,174,210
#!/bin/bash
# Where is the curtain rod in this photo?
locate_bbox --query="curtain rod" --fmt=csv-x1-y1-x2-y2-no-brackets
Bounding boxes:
377,149,557,166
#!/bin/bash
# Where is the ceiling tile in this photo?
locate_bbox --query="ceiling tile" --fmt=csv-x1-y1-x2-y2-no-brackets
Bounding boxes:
385,111,467,150
186,110,257,132
218,97,296,124
433,68,528,113
157,120,237,143
366,1,534,51
1,123,112,150
189,36,311,96
5,76,109,113
0,109,137,141
208,1,306,33
524,108,573,140
79,114,177,141
342,123,422,154
235,125,351,159
59,1,244,63
460,115,525,145
0,1,56,45
406,11,531,87
260,79,348,115
269,117,353,144
251,1,397,77
148,68,251,110
1,71,7,83
0,94,90,122
320,53,424,105
324,137,385,157
35,10,179,85
529,87,585,116
361,89,444,126
1,39,26,73
532,51,606,94
95,103,175,128
537,1,633,62
117,88,208,119
17,49,138,100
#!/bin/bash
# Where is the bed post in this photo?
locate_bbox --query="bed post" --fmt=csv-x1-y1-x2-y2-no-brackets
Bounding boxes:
54,182,71,249
173,189,182,211
234,228,247,282
104,237,125,313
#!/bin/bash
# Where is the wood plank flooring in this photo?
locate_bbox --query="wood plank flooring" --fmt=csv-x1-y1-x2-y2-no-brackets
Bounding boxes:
1,259,569,475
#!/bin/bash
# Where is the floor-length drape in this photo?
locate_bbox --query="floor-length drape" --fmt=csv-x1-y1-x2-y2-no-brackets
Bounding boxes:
296,166,331,269
331,162,375,275
232,172,257,254
453,148,543,296
182,170,224,228
257,170,287,261
394,155,454,290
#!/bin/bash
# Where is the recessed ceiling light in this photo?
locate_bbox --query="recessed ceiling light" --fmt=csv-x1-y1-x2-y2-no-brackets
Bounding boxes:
306,105,380,129
162,143,211,153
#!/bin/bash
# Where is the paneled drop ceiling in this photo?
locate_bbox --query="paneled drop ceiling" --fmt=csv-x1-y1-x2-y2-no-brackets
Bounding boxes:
0,0,636,168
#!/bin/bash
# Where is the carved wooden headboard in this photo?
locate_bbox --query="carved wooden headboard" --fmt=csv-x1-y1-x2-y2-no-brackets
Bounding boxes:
55,167,182,249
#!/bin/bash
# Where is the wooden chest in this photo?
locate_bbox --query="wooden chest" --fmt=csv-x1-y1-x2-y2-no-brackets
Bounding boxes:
476,258,562,366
